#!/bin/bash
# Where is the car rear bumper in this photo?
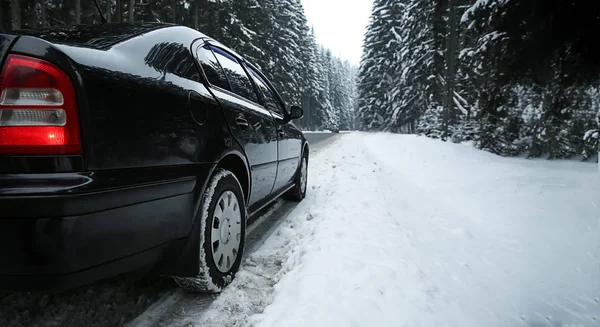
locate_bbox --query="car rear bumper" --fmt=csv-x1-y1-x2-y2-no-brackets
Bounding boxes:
0,165,212,291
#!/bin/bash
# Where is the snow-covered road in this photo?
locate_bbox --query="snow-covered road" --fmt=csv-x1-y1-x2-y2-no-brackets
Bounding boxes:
180,132,600,327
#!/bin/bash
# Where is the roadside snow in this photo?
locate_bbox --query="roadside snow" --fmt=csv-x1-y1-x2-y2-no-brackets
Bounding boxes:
185,132,600,327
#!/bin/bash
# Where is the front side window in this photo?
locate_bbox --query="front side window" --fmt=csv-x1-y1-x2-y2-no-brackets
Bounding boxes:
248,67,285,116
211,47,259,104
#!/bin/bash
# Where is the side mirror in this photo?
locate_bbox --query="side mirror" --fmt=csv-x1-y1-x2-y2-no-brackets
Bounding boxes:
290,106,303,120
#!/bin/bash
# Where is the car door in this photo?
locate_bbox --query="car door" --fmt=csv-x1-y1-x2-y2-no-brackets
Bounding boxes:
194,43,278,206
246,66,302,193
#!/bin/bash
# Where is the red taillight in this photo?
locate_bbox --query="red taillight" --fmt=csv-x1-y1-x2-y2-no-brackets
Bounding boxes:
0,54,81,155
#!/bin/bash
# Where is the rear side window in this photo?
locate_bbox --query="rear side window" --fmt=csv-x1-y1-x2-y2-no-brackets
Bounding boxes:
211,47,259,104
195,45,230,90
144,41,201,82
249,68,285,116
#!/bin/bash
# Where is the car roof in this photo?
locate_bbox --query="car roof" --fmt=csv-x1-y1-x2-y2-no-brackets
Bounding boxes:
14,23,246,61
13,22,175,50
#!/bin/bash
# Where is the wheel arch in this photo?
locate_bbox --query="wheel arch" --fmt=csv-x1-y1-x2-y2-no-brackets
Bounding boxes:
157,149,251,278
214,151,250,205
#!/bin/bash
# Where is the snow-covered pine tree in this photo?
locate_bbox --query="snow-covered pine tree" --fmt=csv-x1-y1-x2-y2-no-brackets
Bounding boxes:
390,0,436,134
583,87,600,162
295,30,324,131
349,65,360,130
357,0,396,131
219,0,267,68
327,54,346,128
260,0,306,105
297,28,323,130
293,0,316,102
337,60,356,130
459,0,516,155
313,51,358,131
320,48,338,128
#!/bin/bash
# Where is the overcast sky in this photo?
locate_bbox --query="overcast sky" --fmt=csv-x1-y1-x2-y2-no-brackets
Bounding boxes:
300,0,373,66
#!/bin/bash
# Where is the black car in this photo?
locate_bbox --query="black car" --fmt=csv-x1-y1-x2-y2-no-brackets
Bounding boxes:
0,23,309,292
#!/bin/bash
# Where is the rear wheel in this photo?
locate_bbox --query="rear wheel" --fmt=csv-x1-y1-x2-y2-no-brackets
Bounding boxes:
285,152,308,201
174,169,246,293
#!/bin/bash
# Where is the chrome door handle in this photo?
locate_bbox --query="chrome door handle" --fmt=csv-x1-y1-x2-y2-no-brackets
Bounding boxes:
236,117,249,129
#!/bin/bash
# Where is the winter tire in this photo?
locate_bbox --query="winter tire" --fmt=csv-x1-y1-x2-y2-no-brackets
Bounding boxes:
285,151,308,202
174,169,246,293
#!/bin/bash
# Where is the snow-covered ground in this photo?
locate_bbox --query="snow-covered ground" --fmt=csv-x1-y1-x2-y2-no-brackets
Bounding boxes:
171,132,600,327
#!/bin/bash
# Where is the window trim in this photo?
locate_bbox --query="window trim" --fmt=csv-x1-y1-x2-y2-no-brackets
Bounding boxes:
192,39,286,118
211,86,274,119
193,43,232,92
206,44,263,106
244,62,289,119
247,66,286,119
194,43,264,109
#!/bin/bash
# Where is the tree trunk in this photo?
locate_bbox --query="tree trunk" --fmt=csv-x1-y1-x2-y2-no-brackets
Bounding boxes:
434,0,448,138
0,0,10,31
105,0,111,22
128,0,134,22
443,0,458,139
75,0,81,24
194,0,199,29
115,0,122,22
39,0,47,27
10,0,20,30
433,0,448,80
172,0,177,23
28,4,37,28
